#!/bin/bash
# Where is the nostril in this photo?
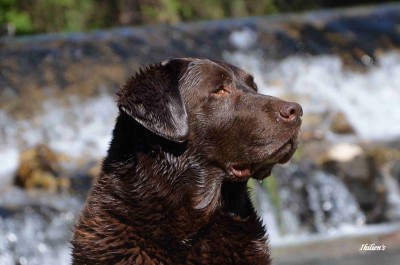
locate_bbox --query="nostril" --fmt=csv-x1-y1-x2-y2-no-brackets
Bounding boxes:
279,102,303,121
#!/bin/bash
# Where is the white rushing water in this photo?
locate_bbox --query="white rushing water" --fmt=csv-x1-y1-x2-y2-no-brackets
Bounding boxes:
0,93,117,182
0,188,82,265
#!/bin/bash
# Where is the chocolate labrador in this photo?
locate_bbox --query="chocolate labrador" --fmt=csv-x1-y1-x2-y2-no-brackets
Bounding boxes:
72,58,302,265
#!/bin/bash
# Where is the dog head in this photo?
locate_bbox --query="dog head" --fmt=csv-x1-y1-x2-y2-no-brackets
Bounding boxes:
118,58,302,181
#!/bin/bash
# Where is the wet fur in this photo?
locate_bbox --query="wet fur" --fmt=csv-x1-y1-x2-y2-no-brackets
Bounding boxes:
72,58,302,264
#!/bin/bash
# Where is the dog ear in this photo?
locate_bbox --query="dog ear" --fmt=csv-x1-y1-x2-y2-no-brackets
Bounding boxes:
117,59,191,142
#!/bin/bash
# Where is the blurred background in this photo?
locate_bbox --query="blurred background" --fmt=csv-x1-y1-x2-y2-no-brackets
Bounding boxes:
1,1,400,264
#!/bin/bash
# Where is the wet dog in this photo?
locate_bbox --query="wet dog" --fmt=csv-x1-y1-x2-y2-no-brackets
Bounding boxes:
72,58,302,264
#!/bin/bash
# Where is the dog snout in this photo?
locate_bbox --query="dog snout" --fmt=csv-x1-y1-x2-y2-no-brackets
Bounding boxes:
278,102,303,122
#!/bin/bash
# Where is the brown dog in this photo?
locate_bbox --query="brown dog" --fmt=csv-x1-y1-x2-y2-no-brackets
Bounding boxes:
72,58,302,264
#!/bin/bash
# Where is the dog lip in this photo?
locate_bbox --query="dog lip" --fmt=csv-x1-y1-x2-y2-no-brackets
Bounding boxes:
227,162,275,180
276,138,298,164
267,131,300,163
251,163,274,180
228,163,252,178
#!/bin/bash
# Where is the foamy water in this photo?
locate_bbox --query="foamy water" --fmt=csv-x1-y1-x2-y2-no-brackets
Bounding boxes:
0,93,117,181
0,188,82,265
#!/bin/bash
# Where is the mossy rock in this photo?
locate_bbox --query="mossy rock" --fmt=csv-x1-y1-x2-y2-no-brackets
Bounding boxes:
365,146,400,167
330,111,355,135
15,145,69,192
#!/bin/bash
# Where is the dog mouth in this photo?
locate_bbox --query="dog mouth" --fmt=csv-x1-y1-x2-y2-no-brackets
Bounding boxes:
227,136,299,180
228,163,275,180
228,164,252,178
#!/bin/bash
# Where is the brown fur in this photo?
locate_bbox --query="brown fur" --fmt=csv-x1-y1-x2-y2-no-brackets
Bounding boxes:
72,58,302,264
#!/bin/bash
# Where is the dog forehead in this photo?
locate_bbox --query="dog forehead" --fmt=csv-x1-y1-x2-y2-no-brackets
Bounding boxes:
182,59,253,83
211,60,249,76
178,59,226,87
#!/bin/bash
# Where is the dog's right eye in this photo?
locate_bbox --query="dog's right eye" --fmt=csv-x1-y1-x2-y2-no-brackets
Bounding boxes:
212,85,230,96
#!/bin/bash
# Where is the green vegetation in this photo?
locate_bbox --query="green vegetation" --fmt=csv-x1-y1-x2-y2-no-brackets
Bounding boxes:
0,0,397,35
248,175,280,211
0,0,279,35
0,0,33,34
0,0,97,34
263,174,280,209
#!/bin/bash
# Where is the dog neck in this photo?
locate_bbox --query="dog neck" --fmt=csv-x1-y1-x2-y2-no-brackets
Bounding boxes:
100,113,253,245
220,181,253,219
100,115,218,228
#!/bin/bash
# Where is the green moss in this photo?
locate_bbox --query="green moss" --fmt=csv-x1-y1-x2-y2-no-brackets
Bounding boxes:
5,9,33,34
248,174,280,213
263,174,280,208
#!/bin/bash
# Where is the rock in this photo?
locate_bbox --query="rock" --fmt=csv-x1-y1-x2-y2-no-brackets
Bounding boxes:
326,143,363,163
322,144,388,223
14,145,69,192
366,146,400,167
14,145,102,195
330,112,355,135
300,112,327,142
298,141,330,164
365,145,400,193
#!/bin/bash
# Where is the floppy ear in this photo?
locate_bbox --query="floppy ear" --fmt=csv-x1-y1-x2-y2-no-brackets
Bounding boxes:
117,59,190,142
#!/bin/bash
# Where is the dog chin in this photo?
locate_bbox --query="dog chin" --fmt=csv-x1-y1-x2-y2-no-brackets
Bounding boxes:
272,134,299,163
251,163,275,180
251,137,299,180
277,139,298,164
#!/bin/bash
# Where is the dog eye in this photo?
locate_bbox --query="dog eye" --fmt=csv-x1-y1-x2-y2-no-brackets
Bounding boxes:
212,85,230,96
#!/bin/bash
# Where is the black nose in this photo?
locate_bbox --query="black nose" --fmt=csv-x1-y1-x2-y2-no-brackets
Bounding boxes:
278,102,303,121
